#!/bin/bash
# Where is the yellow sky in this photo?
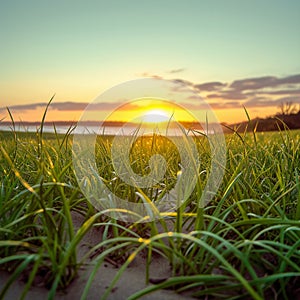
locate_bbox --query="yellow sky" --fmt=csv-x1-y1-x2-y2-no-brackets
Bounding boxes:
1,2,299,125
0,102,279,125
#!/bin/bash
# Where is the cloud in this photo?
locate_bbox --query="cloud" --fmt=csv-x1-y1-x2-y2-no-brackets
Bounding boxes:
209,101,241,109
1,102,47,112
194,82,226,92
230,74,300,91
172,74,300,109
259,89,300,95
230,76,278,91
167,68,185,74
171,78,193,86
138,72,162,79
0,101,141,113
0,101,88,112
206,91,248,100
277,74,300,85
2,74,299,117
244,97,277,108
244,96,300,108
0,101,91,112
139,68,186,79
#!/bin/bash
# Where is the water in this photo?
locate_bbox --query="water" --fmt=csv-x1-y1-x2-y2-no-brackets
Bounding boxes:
0,124,204,136
0,124,132,135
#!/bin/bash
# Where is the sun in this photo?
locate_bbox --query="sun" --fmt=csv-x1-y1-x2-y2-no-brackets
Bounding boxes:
142,109,171,123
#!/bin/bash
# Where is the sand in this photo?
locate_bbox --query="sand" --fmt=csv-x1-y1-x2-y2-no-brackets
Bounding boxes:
0,213,195,299
0,262,194,299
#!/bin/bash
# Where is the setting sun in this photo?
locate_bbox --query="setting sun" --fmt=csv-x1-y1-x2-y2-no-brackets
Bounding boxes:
142,109,171,123
103,98,199,124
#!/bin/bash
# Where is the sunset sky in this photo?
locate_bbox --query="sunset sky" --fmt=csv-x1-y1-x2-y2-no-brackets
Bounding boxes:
0,0,300,124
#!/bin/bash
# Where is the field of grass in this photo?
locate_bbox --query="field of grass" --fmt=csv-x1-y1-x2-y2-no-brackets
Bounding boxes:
0,122,300,299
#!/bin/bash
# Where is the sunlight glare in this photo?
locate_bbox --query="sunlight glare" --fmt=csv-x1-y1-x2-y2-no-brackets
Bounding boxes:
142,109,171,123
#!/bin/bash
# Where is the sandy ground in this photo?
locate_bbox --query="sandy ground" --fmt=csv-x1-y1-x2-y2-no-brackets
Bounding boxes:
0,263,194,299
0,213,195,299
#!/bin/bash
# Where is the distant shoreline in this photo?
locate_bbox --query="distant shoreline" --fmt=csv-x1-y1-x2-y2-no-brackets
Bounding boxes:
1,111,300,133
0,120,203,128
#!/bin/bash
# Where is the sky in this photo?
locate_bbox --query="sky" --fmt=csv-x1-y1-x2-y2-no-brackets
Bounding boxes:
0,0,300,124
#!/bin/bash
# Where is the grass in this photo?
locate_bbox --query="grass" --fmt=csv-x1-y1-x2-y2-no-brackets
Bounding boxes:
0,110,300,299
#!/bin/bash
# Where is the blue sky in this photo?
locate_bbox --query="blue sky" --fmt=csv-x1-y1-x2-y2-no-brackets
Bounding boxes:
0,0,299,122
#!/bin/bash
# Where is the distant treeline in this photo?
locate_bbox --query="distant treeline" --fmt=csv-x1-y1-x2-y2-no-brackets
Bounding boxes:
227,110,300,133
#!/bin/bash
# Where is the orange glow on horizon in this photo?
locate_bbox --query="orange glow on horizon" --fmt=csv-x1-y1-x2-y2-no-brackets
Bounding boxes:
0,102,278,125
103,99,199,124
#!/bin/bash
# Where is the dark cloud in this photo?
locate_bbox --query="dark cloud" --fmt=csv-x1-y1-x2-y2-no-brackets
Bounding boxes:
171,78,193,86
244,97,276,108
0,101,140,112
1,102,46,111
168,73,300,108
192,74,300,108
194,82,226,92
244,96,300,108
230,76,277,91
206,91,248,100
187,95,201,100
209,101,241,109
259,89,300,95
274,96,300,105
230,74,300,91
278,74,300,85
183,102,209,110
2,74,300,115
0,101,88,112
168,68,185,74
52,102,88,111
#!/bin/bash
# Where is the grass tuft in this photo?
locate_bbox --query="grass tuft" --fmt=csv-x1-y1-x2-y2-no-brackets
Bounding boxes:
0,105,300,299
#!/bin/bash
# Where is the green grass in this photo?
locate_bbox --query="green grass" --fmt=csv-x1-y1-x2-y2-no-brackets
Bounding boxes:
0,114,300,299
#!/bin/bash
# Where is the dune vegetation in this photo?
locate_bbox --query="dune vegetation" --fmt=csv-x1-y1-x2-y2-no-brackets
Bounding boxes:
0,111,300,299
